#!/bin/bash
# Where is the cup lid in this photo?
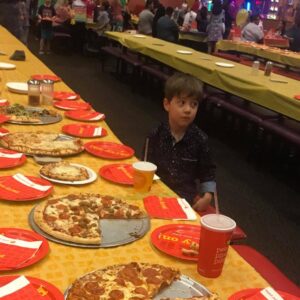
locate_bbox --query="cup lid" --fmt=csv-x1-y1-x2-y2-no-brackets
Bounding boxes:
201,214,236,232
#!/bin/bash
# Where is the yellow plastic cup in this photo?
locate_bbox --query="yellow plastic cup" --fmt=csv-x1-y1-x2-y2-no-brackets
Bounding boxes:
132,162,157,193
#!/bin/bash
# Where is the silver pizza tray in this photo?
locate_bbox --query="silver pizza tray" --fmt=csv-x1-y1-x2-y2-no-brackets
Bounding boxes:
64,275,211,299
28,206,150,248
7,106,62,125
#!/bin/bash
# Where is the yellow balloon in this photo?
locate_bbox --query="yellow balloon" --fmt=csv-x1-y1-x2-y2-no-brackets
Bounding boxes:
236,9,249,27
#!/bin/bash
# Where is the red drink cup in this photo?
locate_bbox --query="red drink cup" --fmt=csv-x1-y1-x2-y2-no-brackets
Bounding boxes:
197,214,236,278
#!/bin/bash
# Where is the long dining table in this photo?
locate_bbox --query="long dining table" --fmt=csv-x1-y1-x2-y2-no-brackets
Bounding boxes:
0,25,270,299
105,31,300,122
216,39,300,69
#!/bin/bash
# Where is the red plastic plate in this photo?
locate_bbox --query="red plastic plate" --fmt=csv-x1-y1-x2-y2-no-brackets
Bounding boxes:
31,74,61,82
99,163,134,185
0,276,64,299
229,288,300,300
65,110,105,122
62,123,107,138
0,99,9,107
84,141,134,159
294,95,300,101
0,175,53,201
0,148,26,169
0,228,49,271
53,91,80,101
151,224,201,261
54,100,91,111
0,115,10,124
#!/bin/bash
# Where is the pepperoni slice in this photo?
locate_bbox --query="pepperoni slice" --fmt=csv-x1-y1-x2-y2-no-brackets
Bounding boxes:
84,282,105,295
109,289,124,299
142,268,159,277
134,287,148,296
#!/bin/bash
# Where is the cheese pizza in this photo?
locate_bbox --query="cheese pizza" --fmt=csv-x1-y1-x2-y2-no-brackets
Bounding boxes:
0,132,84,156
33,193,146,245
40,161,90,181
66,262,180,300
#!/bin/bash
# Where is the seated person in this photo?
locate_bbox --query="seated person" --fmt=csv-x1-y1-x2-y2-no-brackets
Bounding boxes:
144,73,216,212
93,0,111,36
138,0,154,35
284,20,300,52
156,6,179,43
241,14,264,43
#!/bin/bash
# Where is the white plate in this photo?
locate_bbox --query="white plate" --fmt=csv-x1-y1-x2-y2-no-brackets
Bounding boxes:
0,62,16,70
133,34,146,38
6,82,28,94
39,163,97,185
215,62,235,68
177,50,193,54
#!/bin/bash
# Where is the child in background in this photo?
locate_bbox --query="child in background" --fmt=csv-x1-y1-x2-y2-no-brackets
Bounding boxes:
38,0,56,54
144,73,216,212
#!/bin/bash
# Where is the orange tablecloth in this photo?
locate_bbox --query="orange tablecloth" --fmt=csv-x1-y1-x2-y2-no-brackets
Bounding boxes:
0,26,269,299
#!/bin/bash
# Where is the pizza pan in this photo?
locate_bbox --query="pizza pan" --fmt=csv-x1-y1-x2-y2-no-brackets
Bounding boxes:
7,107,62,125
63,274,211,299
28,206,150,248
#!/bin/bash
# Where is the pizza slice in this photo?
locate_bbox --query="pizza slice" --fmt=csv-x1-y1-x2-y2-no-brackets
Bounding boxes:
182,241,199,257
40,161,90,181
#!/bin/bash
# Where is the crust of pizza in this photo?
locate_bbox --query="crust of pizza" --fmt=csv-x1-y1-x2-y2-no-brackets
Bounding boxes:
33,193,147,245
34,200,101,244
0,132,83,157
40,162,90,181
66,262,180,300
9,115,41,123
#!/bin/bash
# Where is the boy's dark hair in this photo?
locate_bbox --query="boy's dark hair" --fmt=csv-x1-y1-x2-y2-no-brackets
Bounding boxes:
164,73,203,101
165,6,174,16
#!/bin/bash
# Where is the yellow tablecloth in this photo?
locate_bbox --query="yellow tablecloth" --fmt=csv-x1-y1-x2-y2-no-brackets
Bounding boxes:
179,31,207,43
105,31,300,122
216,40,300,69
0,26,269,299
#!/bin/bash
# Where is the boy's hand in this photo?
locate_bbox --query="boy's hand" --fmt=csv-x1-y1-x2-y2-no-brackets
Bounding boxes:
192,193,212,212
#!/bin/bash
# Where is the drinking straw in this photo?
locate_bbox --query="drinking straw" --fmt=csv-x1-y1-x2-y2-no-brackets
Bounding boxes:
214,189,220,215
144,138,149,161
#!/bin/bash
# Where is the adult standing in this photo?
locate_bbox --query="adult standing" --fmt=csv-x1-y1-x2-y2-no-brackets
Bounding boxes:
207,0,225,53
138,0,154,35
0,0,23,39
19,0,31,45
156,6,179,43
111,0,123,31
152,0,165,37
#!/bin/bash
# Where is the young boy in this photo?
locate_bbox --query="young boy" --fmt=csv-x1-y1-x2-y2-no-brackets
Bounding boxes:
38,0,56,54
144,73,216,212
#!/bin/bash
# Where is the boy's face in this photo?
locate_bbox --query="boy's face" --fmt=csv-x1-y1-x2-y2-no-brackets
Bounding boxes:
164,94,199,131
